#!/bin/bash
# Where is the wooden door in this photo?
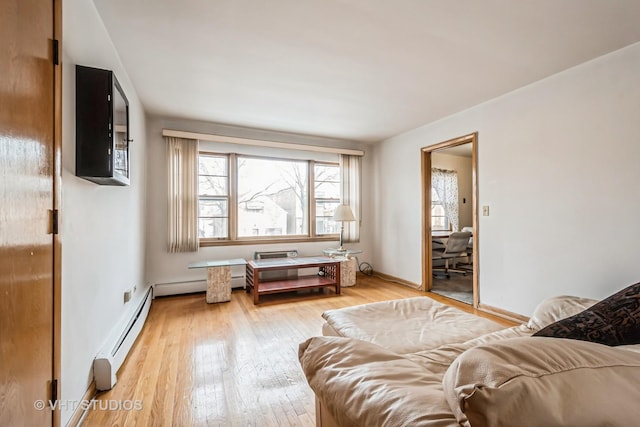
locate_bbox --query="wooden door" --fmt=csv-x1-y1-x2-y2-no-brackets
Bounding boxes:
0,0,57,425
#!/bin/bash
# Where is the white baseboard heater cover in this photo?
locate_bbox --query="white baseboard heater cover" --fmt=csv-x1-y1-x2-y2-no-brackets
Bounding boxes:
154,269,246,297
254,249,298,281
154,279,206,297
94,286,153,391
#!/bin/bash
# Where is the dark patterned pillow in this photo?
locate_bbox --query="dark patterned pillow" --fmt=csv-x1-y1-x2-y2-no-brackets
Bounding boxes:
533,282,640,346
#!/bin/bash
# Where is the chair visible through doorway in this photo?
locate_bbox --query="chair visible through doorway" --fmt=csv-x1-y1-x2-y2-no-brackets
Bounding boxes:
432,231,471,278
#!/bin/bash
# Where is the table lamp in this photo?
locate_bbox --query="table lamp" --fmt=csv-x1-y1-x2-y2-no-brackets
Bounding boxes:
332,205,356,251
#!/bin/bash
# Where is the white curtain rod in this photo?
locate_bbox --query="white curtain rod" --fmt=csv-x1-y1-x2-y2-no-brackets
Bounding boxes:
162,129,365,156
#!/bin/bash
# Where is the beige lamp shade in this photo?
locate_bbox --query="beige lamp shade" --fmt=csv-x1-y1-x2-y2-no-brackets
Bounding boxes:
332,205,355,251
332,205,356,222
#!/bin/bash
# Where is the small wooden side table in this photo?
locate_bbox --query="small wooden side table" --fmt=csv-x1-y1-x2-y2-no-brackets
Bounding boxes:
188,259,247,303
323,249,362,287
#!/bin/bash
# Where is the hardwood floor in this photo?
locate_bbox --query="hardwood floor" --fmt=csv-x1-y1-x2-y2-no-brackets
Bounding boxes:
81,275,513,426
432,273,473,304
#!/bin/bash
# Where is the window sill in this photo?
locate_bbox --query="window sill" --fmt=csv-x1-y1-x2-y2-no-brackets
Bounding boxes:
199,236,338,247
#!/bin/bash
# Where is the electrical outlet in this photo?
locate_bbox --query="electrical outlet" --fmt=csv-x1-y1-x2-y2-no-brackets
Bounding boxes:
133,285,137,293
124,289,132,303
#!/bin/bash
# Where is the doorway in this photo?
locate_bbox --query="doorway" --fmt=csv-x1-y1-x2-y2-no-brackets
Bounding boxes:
421,133,478,306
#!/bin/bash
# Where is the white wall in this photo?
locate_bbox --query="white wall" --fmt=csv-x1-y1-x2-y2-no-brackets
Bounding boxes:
145,116,373,290
61,1,148,424
372,42,640,316
431,152,473,229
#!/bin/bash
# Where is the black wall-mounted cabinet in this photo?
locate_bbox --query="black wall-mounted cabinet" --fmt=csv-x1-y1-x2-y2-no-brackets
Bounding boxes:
76,65,130,185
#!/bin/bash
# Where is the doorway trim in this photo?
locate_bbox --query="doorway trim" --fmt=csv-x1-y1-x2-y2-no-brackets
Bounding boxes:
421,132,479,307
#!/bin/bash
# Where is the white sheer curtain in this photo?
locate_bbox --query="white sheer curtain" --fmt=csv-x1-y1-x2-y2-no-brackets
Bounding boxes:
166,137,199,252
339,154,361,243
431,167,459,232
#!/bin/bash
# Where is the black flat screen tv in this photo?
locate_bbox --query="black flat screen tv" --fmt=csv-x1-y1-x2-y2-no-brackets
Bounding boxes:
75,65,131,186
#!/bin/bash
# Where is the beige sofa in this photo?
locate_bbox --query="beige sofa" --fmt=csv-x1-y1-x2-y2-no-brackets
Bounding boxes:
299,296,640,426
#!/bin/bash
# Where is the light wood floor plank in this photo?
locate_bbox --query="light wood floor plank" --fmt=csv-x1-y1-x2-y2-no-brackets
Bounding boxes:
81,275,513,426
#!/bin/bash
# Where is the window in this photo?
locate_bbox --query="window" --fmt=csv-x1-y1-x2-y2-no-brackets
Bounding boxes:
431,188,449,231
431,168,458,231
314,163,341,235
237,157,308,237
198,153,345,244
198,154,229,238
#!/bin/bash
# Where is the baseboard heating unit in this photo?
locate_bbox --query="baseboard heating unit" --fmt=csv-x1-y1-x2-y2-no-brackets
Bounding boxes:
254,249,298,281
94,286,153,391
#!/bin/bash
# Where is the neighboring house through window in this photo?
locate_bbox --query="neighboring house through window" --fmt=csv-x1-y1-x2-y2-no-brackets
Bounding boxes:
237,156,308,237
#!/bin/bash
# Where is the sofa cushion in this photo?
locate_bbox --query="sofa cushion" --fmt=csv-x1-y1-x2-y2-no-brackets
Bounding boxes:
443,337,640,427
533,282,640,346
299,336,459,427
321,297,504,354
526,295,597,330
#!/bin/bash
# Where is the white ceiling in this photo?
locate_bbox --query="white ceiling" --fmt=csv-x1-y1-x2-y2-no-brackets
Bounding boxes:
93,0,640,143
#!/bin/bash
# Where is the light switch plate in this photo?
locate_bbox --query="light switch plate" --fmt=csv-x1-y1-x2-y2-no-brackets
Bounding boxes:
482,206,490,216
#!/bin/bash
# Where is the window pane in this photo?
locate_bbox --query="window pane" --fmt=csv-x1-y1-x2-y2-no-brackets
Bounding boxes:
198,154,229,239
199,155,227,175
237,157,308,237
433,217,446,230
199,218,228,238
199,176,228,196
199,199,228,217
315,163,341,235
316,218,341,235
316,201,340,218
315,182,340,199
432,199,449,230
315,164,340,182
316,201,340,235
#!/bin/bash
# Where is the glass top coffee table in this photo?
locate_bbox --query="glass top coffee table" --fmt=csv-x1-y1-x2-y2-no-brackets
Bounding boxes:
322,248,362,259
246,256,341,304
